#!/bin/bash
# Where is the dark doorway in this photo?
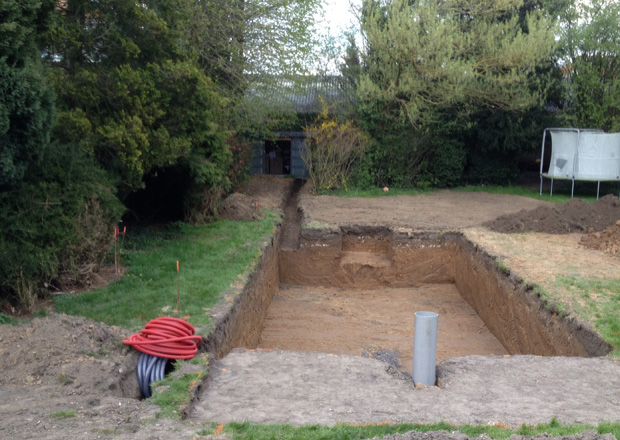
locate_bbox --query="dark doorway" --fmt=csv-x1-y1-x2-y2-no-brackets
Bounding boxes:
265,139,291,175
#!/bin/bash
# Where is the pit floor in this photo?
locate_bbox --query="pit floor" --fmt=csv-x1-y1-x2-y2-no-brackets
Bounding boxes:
257,284,508,373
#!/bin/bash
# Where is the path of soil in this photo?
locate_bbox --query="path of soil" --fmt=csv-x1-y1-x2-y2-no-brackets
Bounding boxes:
2,178,620,440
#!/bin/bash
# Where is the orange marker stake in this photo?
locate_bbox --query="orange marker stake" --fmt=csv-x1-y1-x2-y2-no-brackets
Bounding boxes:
176,260,180,313
114,227,119,273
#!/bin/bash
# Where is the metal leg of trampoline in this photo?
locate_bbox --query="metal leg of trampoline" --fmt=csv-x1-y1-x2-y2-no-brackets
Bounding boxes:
550,179,554,197
597,181,600,200
571,178,575,198
540,175,543,196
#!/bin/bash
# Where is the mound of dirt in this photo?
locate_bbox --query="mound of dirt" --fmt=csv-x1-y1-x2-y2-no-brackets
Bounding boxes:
581,220,620,256
0,313,138,398
220,192,261,221
483,194,620,234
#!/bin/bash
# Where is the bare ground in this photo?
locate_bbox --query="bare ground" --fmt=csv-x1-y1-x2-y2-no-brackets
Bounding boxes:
2,178,620,439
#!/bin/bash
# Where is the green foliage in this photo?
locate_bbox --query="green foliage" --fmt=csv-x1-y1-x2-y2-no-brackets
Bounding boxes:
556,275,620,354
0,0,56,187
228,135,253,193
150,354,209,418
49,410,76,419
0,143,124,310
218,420,619,440
44,0,234,222
350,0,561,188
46,7,229,193
423,123,468,187
354,99,432,188
0,313,19,325
560,0,620,131
303,103,368,191
359,0,557,127
55,215,276,330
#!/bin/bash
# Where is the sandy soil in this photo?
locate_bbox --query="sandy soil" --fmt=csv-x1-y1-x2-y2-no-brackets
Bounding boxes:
257,284,508,373
2,177,620,439
299,189,553,230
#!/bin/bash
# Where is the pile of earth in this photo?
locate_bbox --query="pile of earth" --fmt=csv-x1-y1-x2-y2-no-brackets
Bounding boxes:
580,220,620,256
483,194,620,235
220,192,262,221
0,314,140,398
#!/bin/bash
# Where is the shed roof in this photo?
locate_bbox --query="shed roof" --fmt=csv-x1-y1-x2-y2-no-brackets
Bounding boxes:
247,75,353,113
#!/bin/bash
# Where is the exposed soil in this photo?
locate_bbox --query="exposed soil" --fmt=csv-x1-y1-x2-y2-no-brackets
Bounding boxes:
483,195,620,234
3,177,620,439
299,189,553,230
581,220,620,256
219,192,262,221
257,284,509,374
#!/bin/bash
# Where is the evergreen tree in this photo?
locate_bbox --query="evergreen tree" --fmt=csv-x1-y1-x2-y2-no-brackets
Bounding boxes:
359,0,557,127
561,0,620,131
0,0,56,187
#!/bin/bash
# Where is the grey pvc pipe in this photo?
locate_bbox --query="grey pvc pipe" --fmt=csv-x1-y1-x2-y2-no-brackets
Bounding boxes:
413,311,438,386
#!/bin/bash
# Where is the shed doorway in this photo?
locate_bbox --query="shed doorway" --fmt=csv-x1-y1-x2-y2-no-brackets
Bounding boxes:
265,139,291,175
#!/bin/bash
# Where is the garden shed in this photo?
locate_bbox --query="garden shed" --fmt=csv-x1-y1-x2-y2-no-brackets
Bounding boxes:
248,76,350,178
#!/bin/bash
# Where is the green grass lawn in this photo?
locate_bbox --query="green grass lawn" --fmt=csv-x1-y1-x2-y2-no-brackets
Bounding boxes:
196,419,620,440
55,215,277,331
454,184,600,203
319,185,606,203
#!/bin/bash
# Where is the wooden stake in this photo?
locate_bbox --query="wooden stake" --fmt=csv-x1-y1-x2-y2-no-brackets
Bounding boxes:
176,260,180,313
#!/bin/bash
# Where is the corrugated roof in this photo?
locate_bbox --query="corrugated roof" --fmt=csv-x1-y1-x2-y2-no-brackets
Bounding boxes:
247,75,353,113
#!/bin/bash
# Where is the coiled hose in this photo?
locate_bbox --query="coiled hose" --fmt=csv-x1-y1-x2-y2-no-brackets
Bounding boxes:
123,317,202,398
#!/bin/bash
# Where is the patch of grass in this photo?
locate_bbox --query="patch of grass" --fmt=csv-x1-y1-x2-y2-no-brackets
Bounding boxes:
317,187,431,198
0,312,19,325
557,275,620,354
454,185,599,203
496,259,510,274
49,409,76,419
208,419,620,440
318,183,604,202
150,354,209,419
54,215,276,330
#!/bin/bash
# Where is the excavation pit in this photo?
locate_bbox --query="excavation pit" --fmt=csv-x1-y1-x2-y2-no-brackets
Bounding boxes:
204,226,610,373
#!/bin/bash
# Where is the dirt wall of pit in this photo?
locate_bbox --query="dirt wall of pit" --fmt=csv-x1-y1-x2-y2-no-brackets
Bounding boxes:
202,227,281,358
280,227,456,288
279,227,610,358
451,236,611,357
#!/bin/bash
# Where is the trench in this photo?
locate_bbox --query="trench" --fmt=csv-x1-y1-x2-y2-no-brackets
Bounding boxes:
203,192,611,378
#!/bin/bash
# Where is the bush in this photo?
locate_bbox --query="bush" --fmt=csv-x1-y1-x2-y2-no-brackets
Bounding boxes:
424,138,467,187
227,135,252,192
303,104,368,192
0,143,124,311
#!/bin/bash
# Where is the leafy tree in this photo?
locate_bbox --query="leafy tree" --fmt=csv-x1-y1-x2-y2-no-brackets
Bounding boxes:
0,0,56,187
561,0,620,131
359,0,557,127
0,0,125,310
44,0,231,208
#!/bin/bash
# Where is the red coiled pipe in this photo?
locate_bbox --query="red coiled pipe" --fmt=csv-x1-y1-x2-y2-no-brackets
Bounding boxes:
123,317,202,359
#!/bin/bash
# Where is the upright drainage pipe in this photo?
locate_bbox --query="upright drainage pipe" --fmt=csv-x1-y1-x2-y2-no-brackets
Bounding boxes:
413,311,438,386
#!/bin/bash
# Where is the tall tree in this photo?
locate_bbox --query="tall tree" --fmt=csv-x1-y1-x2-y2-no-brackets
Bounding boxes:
45,0,231,196
561,0,620,131
0,0,56,187
359,0,557,127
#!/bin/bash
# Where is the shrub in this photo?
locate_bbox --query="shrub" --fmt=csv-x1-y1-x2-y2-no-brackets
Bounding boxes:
303,104,368,192
0,143,124,311
227,135,252,192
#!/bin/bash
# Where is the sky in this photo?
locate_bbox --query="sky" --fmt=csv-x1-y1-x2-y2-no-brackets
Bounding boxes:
322,0,360,37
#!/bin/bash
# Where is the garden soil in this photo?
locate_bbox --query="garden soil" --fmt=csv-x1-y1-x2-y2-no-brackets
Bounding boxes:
2,177,620,440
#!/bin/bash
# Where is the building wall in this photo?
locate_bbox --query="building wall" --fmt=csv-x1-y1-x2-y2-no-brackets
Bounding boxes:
251,132,309,179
